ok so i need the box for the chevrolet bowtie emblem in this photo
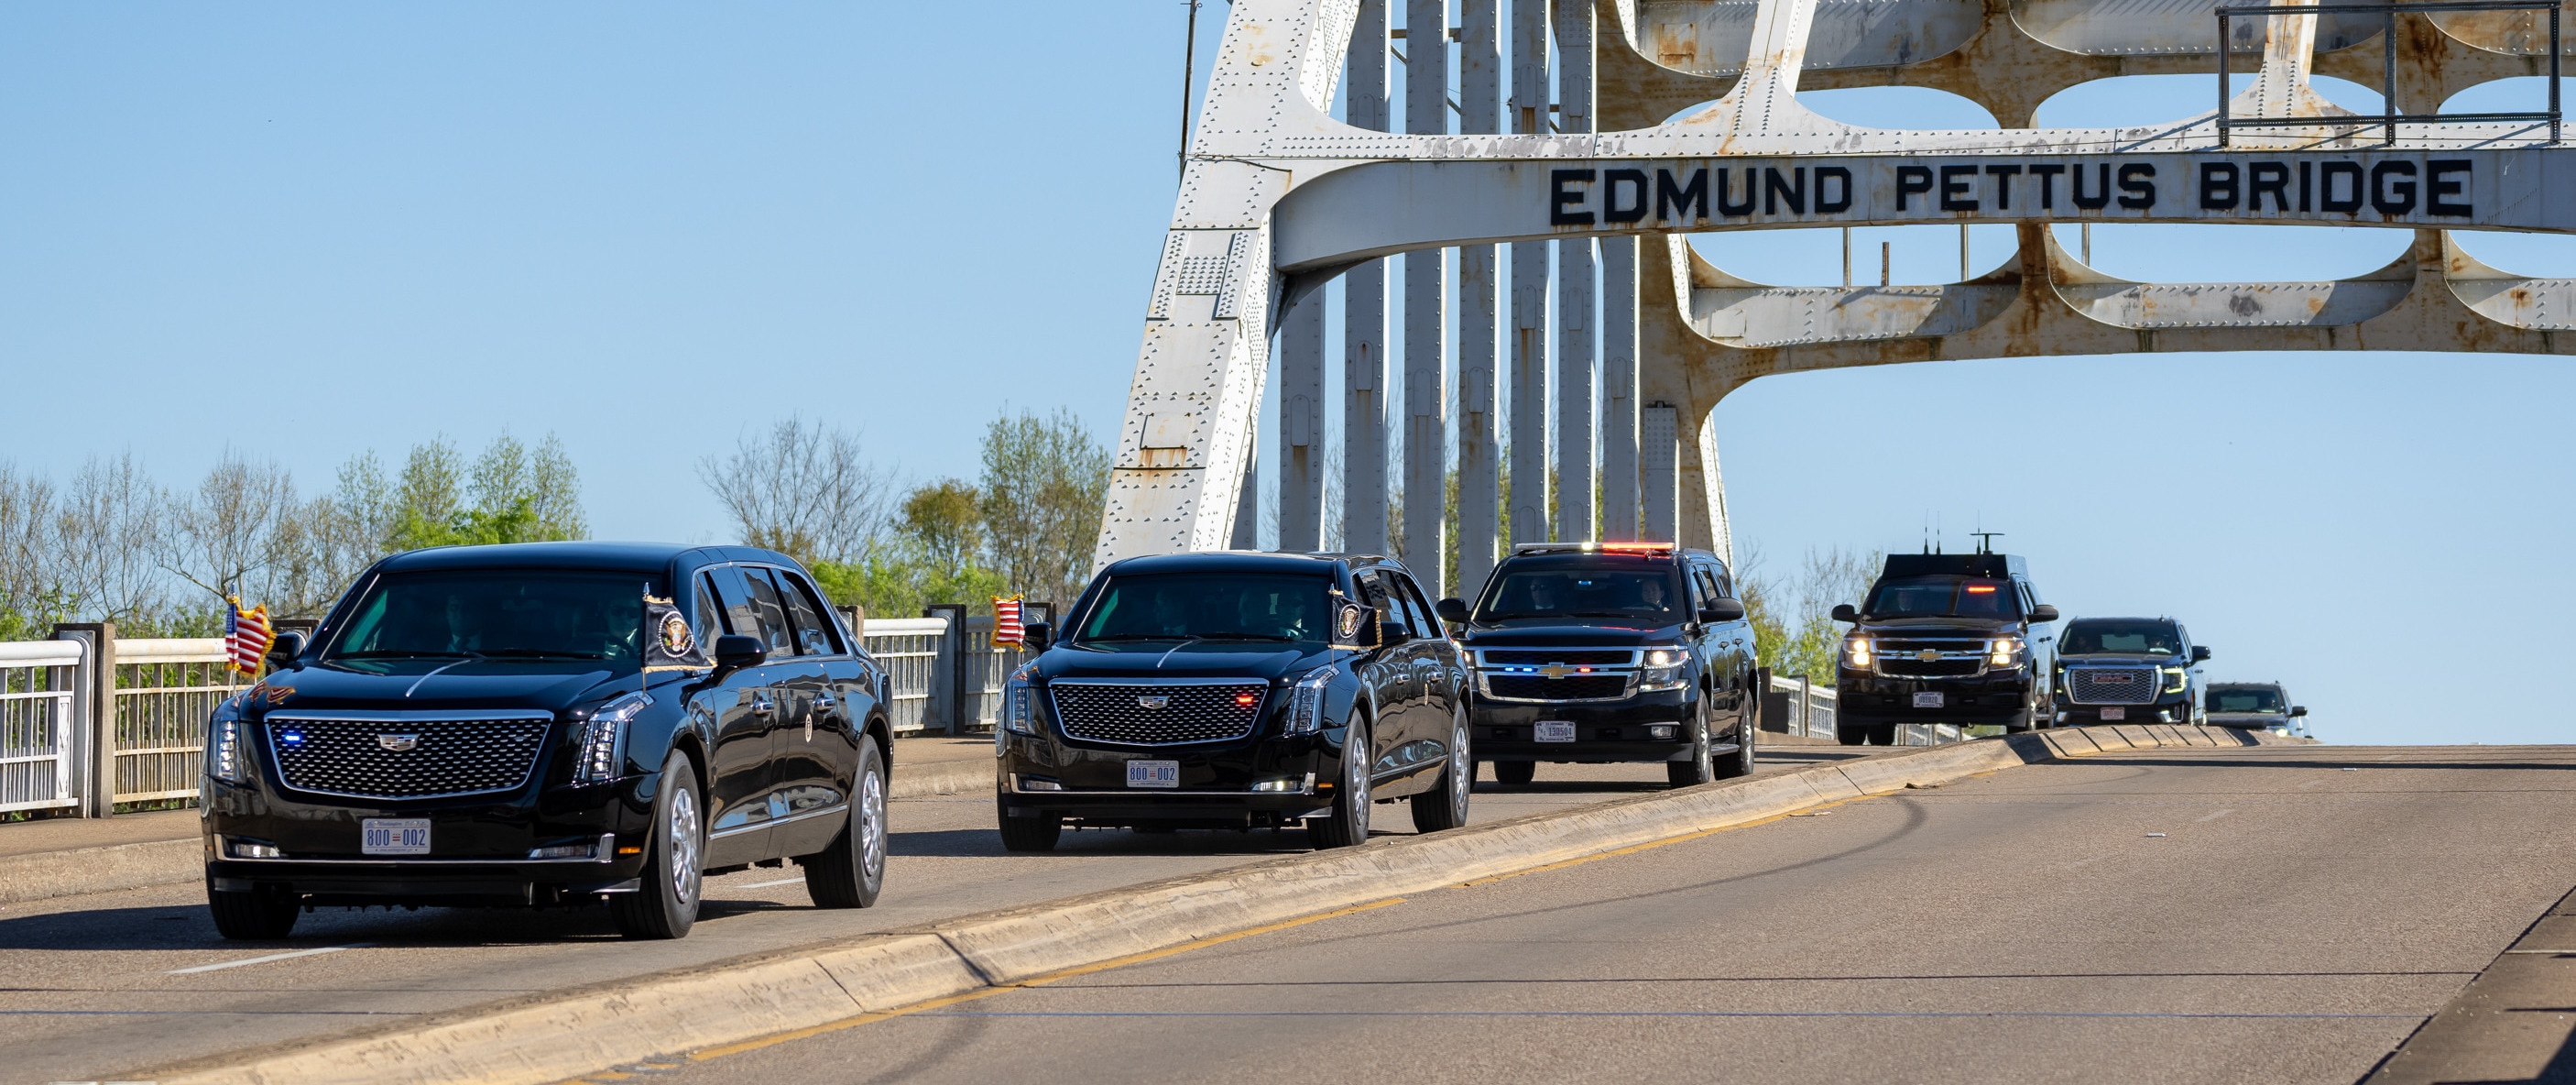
[377,734,420,752]
[1539,663,1577,679]
[1917,649,1941,663]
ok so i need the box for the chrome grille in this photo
[2068,667,2159,705]
[1872,638,1991,679]
[1880,659,1984,678]
[1478,649,1636,667]
[1050,682,1267,746]
[266,715,551,800]
[1483,674,1634,701]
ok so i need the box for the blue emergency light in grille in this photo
[266,715,551,800]
[1049,682,1268,746]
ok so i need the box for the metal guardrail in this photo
[0,641,83,815]
[1763,674,1975,745]
[860,618,948,735]
[112,638,242,805]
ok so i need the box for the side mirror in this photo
[1698,598,1746,623]
[265,631,305,668]
[714,634,767,672]
[2191,645,2212,662]
[2029,604,2059,623]
[1435,597,1470,625]
[2289,706,2308,718]
[1022,621,1052,652]
[1830,604,1859,623]
[1376,620,1412,647]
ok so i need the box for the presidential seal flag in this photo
[990,597,1025,648]
[224,597,272,675]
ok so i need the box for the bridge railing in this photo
[0,641,84,816]
[1763,674,1972,745]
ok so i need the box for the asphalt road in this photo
[0,745,1870,1084]
[619,744,2576,1085]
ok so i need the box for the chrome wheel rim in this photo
[1447,708,1470,818]
[859,762,887,875]
[1697,700,1713,777]
[1347,725,1370,838]
[668,785,701,904]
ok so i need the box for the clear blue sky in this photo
[2,5,2566,745]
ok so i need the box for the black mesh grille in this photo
[1480,649,1633,666]
[267,717,551,799]
[2068,668,2159,705]
[1487,674,1632,701]
[1050,684,1267,746]
[1880,659,1983,678]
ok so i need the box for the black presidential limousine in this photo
[200,542,893,940]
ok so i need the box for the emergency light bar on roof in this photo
[1509,542,1677,556]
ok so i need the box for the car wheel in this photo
[1411,704,1472,832]
[1492,760,1536,785]
[1715,692,1756,780]
[997,795,1063,852]
[1668,696,1716,787]
[1309,716,1373,849]
[802,740,886,909]
[1837,718,1871,746]
[613,752,705,940]
[207,882,300,940]
[1868,723,1900,745]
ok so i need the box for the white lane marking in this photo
[2197,808,2235,823]
[168,944,364,975]
[738,876,805,889]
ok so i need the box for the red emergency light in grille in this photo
[1235,693,1259,707]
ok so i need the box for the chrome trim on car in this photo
[214,832,617,864]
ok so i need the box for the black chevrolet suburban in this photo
[202,542,893,941]
[1435,542,1759,788]
[2053,616,2211,726]
[995,551,1468,850]
[1831,552,2059,744]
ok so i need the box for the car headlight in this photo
[1284,664,1336,734]
[1639,644,1688,691]
[1002,663,1041,737]
[2162,666,2188,694]
[207,696,250,785]
[1844,636,1872,670]
[573,691,651,784]
[1989,638,2021,667]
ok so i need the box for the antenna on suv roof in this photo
[1970,531,2003,554]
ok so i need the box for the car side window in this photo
[774,569,844,656]
[1392,574,1440,639]
[692,574,726,650]
[704,564,762,645]
[1709,561,1736,599]
[738,567,798,655]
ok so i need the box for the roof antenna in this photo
[1970,531,2003,554]
[1921,513,1931,555]
[1934,512,1943,555]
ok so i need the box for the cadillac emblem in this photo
[1137,695,1171,710]
[660,612,695,656]
[377,733,420,752]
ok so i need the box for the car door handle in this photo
[814,691,837,713]
[750,695,777,718]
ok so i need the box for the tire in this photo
[1492,760,1536,786]
[1411,705,1472,833]
[613,752,706,940]
[997,796,1063,852]
[1868,723,1899,746]
[1715,691,1757,780]
[1308,716,1373,849]
[802,739,887,909]
[207,882,300,940]
[1837,718,1872,746]
[1668,696,1716,787]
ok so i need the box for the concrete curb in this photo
[0,760,998,907]
[143,726,2308,1085]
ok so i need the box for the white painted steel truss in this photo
[1096,0,2576,583]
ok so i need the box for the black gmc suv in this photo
[2053,616,2211,726]
[1434,543,1759,788]
[995,552,1468,850]
[202,542,894,941]
[1831,552,2059,744]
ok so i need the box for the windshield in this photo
[325,570,651,665]
[2210,688,2286,713]
[2062,620,2182,655]
[1476,559,1685,622]
[1074,573,1334,645]
[1863,577,2021,619]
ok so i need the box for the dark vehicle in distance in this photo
[1435,542,1759,788]
[995,552,1468,850]
[1832,553,2059,745]
[2205,681,2305,731]
[202,542,893,941]
[2053,617,2210,726]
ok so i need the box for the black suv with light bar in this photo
[994,551,1468,851]
[2052,616,2210,726]
[201,542,894,941]
[1831,551,2058,744]
[1434,542,1760,788]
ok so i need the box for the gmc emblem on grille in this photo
[1135,696,1170,709]
[2098,674,2134,684]
[377,733,420,752]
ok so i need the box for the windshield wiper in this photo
[1079,633,1185,642]
[477,649,610,660]
[1187,633,1299,641]
[333,650,475,660]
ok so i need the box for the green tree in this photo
[390,434,589,551]
[978,409,1109,606]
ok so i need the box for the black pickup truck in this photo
[1830,552,2059,744]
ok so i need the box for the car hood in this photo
[1853,619,2020,639]
[1035,643,1325,684]
[2207,711,2291,724]
[1455,620,1684,647]
[249,662,628,718]
[2060,653,2185,665]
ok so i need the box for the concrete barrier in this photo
[141,726,2307,1085]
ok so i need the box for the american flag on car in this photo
[990,597,1024,647]
[224,597,272,675]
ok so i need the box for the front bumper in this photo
[200,773,653,904]
[997,729,1341,827]
[1836,670,2035,724]
[2056,698,2193,725]
[1468,687,1697,762]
